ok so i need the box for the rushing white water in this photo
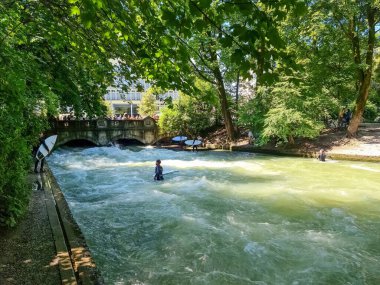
[48,147,380,285]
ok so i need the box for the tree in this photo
[238,0,379,144]
[345,1,379,136]
[139,87,158,117]
[156,0,307,141]
[261,81,324,144]
[79,0,306,141]
[0,0,115,226]
[158,79,219,137]
[238,77,325,145]
[316,0,380,137]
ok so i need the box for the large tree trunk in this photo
[213,68,236,141]
[347,7,376,137]
[347,72,372,136]
[235,69,240,107]
[208,46,236,141]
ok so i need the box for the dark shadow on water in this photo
[63,139,97,147]
[115,139,145,150]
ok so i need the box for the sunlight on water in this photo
[48,147,380,285]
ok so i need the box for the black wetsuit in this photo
[154,165,164,180]
[318,153,326,162]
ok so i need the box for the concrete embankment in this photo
[230,145,380,162]
[43,167,104,285]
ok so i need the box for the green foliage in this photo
[103,101,114,117]
[239,80,324,144]
[0,0,115,227]
[307,0,380,135]
[262,106,323,144]
[0,6,50,225]
[94,0,307,140]
[238,87,271,134]
[138,87,159,117]
[237,0,375,143]
[158,106,182,137]
[158,80,219,137]
[1,0,379,226]
[362,100,378,122]
[0,49,42,227]
[292,2,356,102]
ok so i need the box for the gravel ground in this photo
[0,174,60,285]
[328,127,380,156]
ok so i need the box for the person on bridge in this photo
[154,159,164,181]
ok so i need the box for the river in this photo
[47,146,380,285]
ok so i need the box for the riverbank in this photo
[211,124,380,162]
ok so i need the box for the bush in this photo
[262,105,323,144]
[158,80,220,137]
[362,100,378,122]
[158,93,218,137]
[0,120,33,227]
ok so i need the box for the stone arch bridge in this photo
[51,117,158,147]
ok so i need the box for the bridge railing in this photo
[53,118,156,131]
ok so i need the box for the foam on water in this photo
[47,147,380,285]
[244,241,267,257]
[350,164,380,172]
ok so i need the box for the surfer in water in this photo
[154,159,164,181]
[317,148,326,162]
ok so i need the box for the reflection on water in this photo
[48,147,380,285]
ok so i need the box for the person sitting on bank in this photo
[317,149,326,162]
[248,131,254,145]
[154,159,164,181]
[338,108,345,128]
[343,108,352,126]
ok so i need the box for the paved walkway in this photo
[0,170,102,285]
[0,174,61,285]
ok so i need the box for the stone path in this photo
[0,175,61,285]
[0,170,102,285]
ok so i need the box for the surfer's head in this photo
[156,159,161,165]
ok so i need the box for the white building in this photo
[104,79,179,116]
